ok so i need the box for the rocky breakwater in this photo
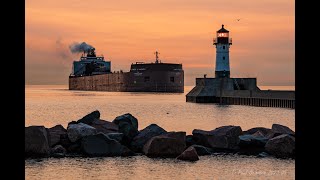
[25,110,295,161]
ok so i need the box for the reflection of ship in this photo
[69,49,184,92]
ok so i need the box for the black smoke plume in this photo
[69,42,95,54]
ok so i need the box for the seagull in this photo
[236,18,241,21]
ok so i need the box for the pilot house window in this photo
[170,77,175,82]
[144,76,150,82]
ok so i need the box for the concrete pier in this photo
[186,77,295,109]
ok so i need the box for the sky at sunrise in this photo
[26,0,294,86]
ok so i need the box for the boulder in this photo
[238,134,269,155]
[113,113,138,130]
[67,142,81,153]
[25,126,50,157]
[68,121,78,126]
[118,122,139,144]
[60,134,72,148]
[106,133,124,142]
[47,124,67,147]
[186,135,197,147]
[271,124,295,136]
[131,124,167,152]
[91,119,118,134]
[192,126,242,150]
[159,131,186,143]
[51,145,67,154]
[112,113,139,143]
[81,133,134,157]
[243,127,271,137]
[67,123,97,142]
[77,110,100,125]
[239,134,268,147]
[176,146,199,161]
[265,134,295,158]
[190,145,212,156]
[143,132,186,158]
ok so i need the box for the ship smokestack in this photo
[69,42,95,55]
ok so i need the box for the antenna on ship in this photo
[154,51,160,63]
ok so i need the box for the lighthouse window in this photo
[223,57,225,60]
[223,46,225,49]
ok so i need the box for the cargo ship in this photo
[69,48,184,92]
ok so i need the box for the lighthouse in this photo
[213,24,232,78]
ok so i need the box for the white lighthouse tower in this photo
[213,24,232,78]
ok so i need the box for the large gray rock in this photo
[113,113,138,130]
[67,123,97,142]
[81,133,134,157]
[243,127,271,137]
[271,124,295,136]
[239,134,268,147]
[77,110,100,125]
[47,124,67,147]
[91,119,119,134]
[113,113,139,143]
[143,131,186,158]
[176,146,199,161]
[265,134,295,158]
[25,126,50,157]
[186,135,197,147]
[192,126,242,150]
[106,133,124,142]
[160,131,186,143]
[190,145,213,156]
[131,124,167,152]
[238,134,269,155]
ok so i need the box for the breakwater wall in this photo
[25,111,295,161]
[186,78,295,109]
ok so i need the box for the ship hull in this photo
[69,70,184,93]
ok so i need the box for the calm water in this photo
[25,85,295,180]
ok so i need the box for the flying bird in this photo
[236,18,241,21]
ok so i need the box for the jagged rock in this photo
[81,133,134,157]
[68,121,78,126]
[190,145,212,156]
[113,113,138,130]
[176,146,199,161]
[51,145,67,154]
[192,126,242,150]
[25,126,50,157]
[143,132,186,158]
[265,134,295,158]
[186,135,197,147]
[47,124,67,147]
[239,134,268,147]
[67,142,81,153]
[238,134,269,155]
[131,124,167,152]
[91,119,119,134]
[243,127,271,137]
[271,124,295,136]
[60,134,72,149]
[160,131,186,144]
[77,110,100,125]
[67,123,97,142]
[106,133,124,142]
[112,113,139,144]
